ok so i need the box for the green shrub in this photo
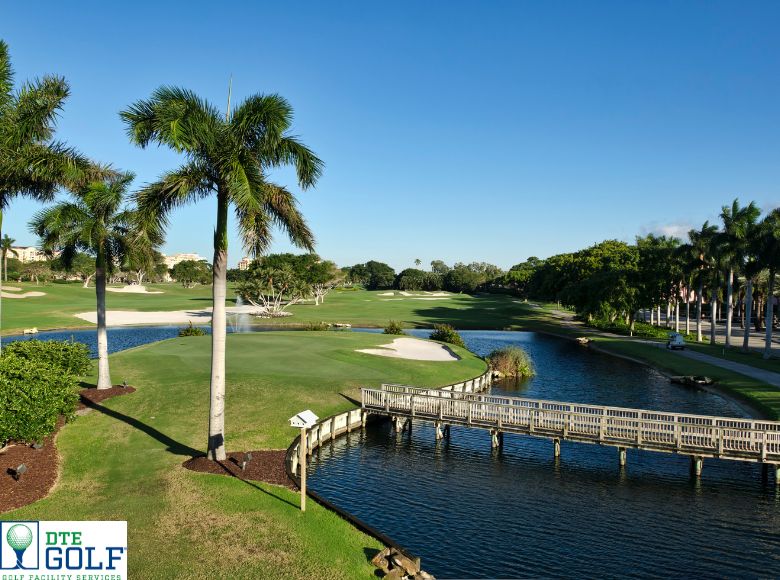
[429,324,465,348]
[383,320,405,335]
[179,322,207,337]
[486,346,534,378]
[0,354,80,446]
[4,339,91,376]
[303,321,330,331]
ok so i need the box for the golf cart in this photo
[666,332,685,350]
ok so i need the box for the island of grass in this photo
[3,331,486,579]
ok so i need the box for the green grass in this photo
[1,283,537,335]
[2,281,216,335]
[3,331,486,578]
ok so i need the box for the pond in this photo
[307,331,780,579]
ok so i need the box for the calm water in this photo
[308,331,780,579]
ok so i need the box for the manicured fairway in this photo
[2,281,215,334]
[3,331,486,579]
[1,282,535,334]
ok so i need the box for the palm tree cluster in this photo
[0,41,321,460]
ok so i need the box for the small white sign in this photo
[0,520,127,576]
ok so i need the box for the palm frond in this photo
[262,182,315,251]
[120,85,222,153]
[0,40,13,111]
[8,75,69,146]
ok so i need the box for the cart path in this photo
[549,309,780,388]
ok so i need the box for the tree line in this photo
[500,200,780,359]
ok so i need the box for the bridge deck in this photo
[362,385,780,464]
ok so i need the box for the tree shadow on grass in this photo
[211,460,299,509]
[79,397,202,457]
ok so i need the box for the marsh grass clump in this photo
[486,346,534,378]
[429,324,465,348]
[383,320,405,335]
[304,321,330,331]
[179,322,206,337]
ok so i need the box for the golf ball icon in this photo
[6,524,32,569]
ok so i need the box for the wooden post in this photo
[691,456,703,477]
[299,427,307,512]
[618,447,627,467]
[435,422,443,441]
[554,438,561,458]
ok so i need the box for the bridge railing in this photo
[362,388,780,461]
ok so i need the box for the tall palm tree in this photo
[122,87,322,460]
[756,210,780,359]
[688,222,719,343]
[720,199,761,348]
[0,40,101,350]
[30,172,140,389]
[1,234,17,281]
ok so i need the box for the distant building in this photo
[237,257,251,271]
[162,253,207,269]
[10,246,50,263]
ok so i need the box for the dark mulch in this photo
[183,450,294,489]
[0,419,62,513]
[0,385,135,513]
[78,385,136,409]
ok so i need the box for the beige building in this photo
[162,252,207,269]
[10,246,50,263]
[237,257,251,271]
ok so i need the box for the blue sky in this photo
[3,1,780,270]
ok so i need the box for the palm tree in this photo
[1,234,17,281]
[720,199,761,348]
[756,209,780,359]
[122,87,322,460]
[688,222,719,343]
[30,172,140,389]
[0,40,101,351]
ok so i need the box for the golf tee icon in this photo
[6,524,32,569]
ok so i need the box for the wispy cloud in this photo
[638,221,695,241]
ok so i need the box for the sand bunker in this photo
[1,291,46,298]
[74,304,261,327]
[106,285,164,294]
[377,292,395,296]
[2,286,21,291]
[357,337,459,361]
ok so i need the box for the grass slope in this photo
[3,332,486,578]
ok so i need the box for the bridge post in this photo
[553,438,561,458]
[691,456,703,477]
[618,447,627,467]
[491,429,501,449]
[435,421,443,441]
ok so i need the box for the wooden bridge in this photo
[361,384,780,478]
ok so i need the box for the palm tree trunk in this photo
[657,305,661,327]
[743,278,753,352]
[685,293,691,334]
[696,276,703,342]
[675,300,680,332]
[725,269,734,347]
[765,272,776,360]
[666,302,671,328]
[710,287,717,345]
[207,190,229,461]
[95,248,112,389]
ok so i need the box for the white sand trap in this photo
[380,298,404,301]
[410,297,449,300]
[74,304,262,327]
[2,286,21,291]
[106,285,164,294]
[377,292,395,296]
[1,291,46,298]
[357,337,460,362]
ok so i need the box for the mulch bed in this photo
[0,385,135,513]
[78,385,136,409]
[183,450,295,489]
